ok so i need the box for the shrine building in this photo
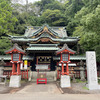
[0,24,86,81]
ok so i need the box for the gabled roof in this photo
[56,43,76,54]
[9,24,79,44]
[24,24,67,38]
[5,43,25,54]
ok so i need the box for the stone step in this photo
[28,71,57,82]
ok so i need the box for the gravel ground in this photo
[0,81,100,94]
[0,81,30,94]
[61,82,100,94]
[0,83,10,94]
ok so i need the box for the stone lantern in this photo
[56,44,75,88]
[79,60,86,81]
[56,44,75,75]
[0,58,6,82]
[0,58,5,75]
[5,43,25,87]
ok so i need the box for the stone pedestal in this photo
[86,51,100,90]
[60,75,71,88]
[9,75,21,87]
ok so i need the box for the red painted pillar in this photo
[27,70,28,79]
[12,63,15,75]
[17,63,20,75]
[66,63,69,75]
[19,63,21,75]
[24,70,26,79]
[62,63,64,75]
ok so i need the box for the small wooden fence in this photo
[3,70,100,80]
[57,70,100,79]
[3,70,29,79]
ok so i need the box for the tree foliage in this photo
[0,0,17,54]
[0,0,17,36]
[41,9,66,26]
[73,1,100,61]
[0,0,100,61]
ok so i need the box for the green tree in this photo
[64,0,84,35]
[0,0,17,36]
[73,4,100,61]
[65,0,84,19]
[0,37,11,55]
[35,0,65,15]
[41,9,66,26]
[0,0,17,54]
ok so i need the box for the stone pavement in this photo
[16,82,60,94]
[0,82,100,100]
[0,93,100,100]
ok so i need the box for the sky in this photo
[29,0,40,3]
[28,0,40,3]
[12,0,41,4]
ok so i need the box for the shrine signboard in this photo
[36,64,49,70]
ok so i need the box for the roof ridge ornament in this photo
[64,43,68,48]
[14,43,18,48]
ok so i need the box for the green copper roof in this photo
[0,55,34,60]
[0,55,86,61]
[70,56,86,60]
[11,37,78,43]
[25,24,59,37]
[9,24,79,44]
[53,56,86,60]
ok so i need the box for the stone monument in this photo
[86,51,100,90]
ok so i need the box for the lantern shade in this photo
[13,53,19,61]
[62,54,69,61]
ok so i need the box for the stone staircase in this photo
[28,71,57,82]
